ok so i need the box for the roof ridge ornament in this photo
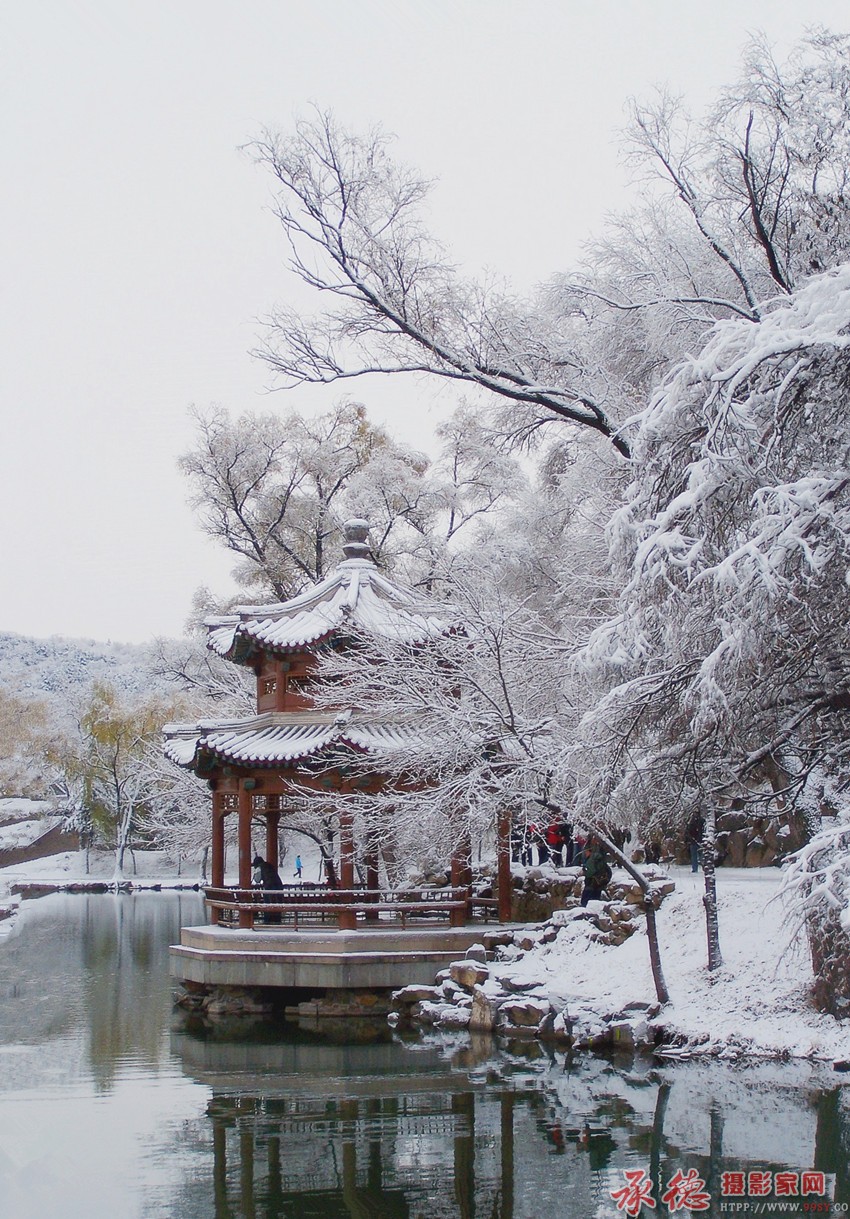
[341,518,372,562]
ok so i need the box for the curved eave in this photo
[204,560,447,665]
[163,716,429,773]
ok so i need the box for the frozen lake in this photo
[0,892,847,1218]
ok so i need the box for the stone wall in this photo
[0,822,80,869]
[660,809,809,869]
[503,866,674,923]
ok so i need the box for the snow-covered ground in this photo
[0,848,197,885]
[499,864,850,1062]
[0,841,326,898]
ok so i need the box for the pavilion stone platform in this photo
[170,923,510,998]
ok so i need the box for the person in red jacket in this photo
[545,821,564,867]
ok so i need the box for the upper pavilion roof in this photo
[206,520,446,663]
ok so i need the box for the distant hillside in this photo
[0,631,171,703]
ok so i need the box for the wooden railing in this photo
[204,885,499,930]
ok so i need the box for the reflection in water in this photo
[170,1020,850,1219]
[0,894,847,1219]
[80,893,203,1090]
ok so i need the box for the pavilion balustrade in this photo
[204,884,499,930]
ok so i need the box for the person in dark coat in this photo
[252,853,284,923]
[252,854,284,889]
[686,814,704,873]
[580,836,612,906]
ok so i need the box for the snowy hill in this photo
[0,631,170,703]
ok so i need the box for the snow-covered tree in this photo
[181,397,528,603]
[180,399,433,600]
[249,34,850,475]
[150,635,255,714]
[0,687,57,798]
[576,266,850,967]
[138,751,217,880]
[293,554,669,1001]
[248,111,631,457]
[782,808,850,1015]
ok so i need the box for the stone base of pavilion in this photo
[170,923,521,1018]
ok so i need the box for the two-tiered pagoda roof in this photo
[164,520,444,774]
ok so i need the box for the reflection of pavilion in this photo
[172,1030,850,1217]
[206,1091,490,1219]
[174,1032,519,1219]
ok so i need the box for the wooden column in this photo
[450,828,472,927]
[338,806,356,930]
[211,788,226,891]
[210,787,226,926]
[238,779,254,929]
[265,807,280,870]
[363,834,380,922]
[364,840,380,892]
[497,807,513,923]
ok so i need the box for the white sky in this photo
[3,0,849,644]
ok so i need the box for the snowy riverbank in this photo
[400,865,850,1065]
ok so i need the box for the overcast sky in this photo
[3,1,849,644]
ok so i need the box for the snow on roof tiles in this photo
[163,714,427,769]
[205,556,446,661]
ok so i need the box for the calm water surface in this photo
[0,892,847,1219]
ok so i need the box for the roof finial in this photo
[342,518,372,561]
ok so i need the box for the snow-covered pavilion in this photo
[165,520,508,935]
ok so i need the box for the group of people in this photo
[512,820,576,868]
[510,821,615,906]
[250,811,705,918]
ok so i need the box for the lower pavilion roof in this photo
[163,711,425,770]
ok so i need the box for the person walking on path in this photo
[293,854,303,879]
